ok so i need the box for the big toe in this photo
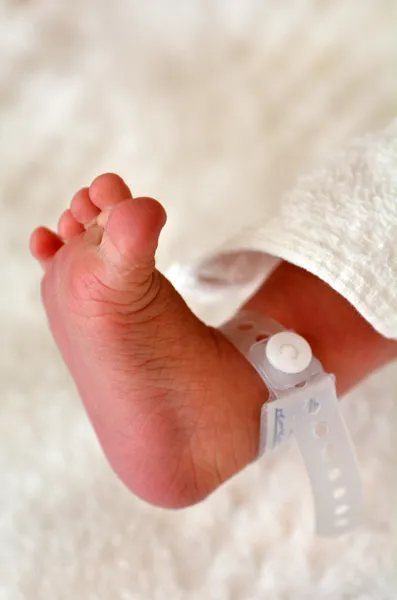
[89,173,132,212]
[100,196,167,288]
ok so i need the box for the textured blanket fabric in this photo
[1,1,396,599]
[170,121,397,340]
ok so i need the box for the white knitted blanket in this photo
[1,1,396,598]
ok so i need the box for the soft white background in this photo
[1,1,396,598]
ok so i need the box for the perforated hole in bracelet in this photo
[333,487,346,499]
[328,468,341,482]
[296,381,308,389]
[238,322,254,331]
[335,504,350,516]
[314,421,329,438]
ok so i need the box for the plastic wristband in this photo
[221,310,364,537]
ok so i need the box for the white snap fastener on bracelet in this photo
[221,309,364,537]
[266,331,313,374]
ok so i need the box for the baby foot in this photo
[30,174,265,507]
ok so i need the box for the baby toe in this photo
[71,187,100,225]
[30,227,64,266]
[58,209,85,240]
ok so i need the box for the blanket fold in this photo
[169,120,397,339]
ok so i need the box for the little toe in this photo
[58,209,85,240]
[89,173,132,212]
[71,187,100,226]
[30,227,64,268]
[100,197,167,286]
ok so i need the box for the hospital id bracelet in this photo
[221,310,364,537]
